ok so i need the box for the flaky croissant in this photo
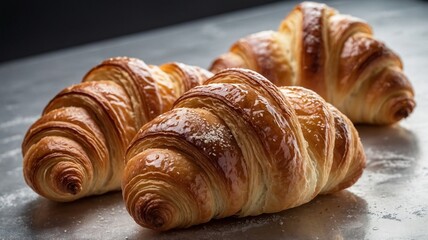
[22,57,212,202]
[123,68,366,231]
[210,1,415,125]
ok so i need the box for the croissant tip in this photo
[141,204,171,231]
[393,99,416,122]
[135,194,175,231]
[66,182,82,195]
[395,108,410,120]
[146,211,166,229]
[59,175,83,195]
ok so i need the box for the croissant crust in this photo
[22,57,212,201]
[210,1,415,124]
[123,68,366,231]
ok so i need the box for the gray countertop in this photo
[1,0,428,239]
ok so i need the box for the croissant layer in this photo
[22,57,212,201]
[210,2,415,124]
[123,68,365,231]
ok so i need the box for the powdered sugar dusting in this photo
[190,123,230,149]
[0,188,37,210]
[365,147,416,171]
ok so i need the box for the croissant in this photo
[123,68,366,231]
[210,1,415,125]
[22,57,212,202]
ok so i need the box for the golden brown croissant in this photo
[22,57,212,202]
[210,1,415,125]
[123,68,366,231]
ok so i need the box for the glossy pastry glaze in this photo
[123,68,366,231]
[22,57,212,202]
[210,1,415,124]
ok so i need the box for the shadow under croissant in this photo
[134,190,368,240]
[353,124,421,204]
[357,124,420,177]
[21,127,415,238]
[23,191,130,233]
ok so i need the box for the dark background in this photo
[0,0,281,63]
